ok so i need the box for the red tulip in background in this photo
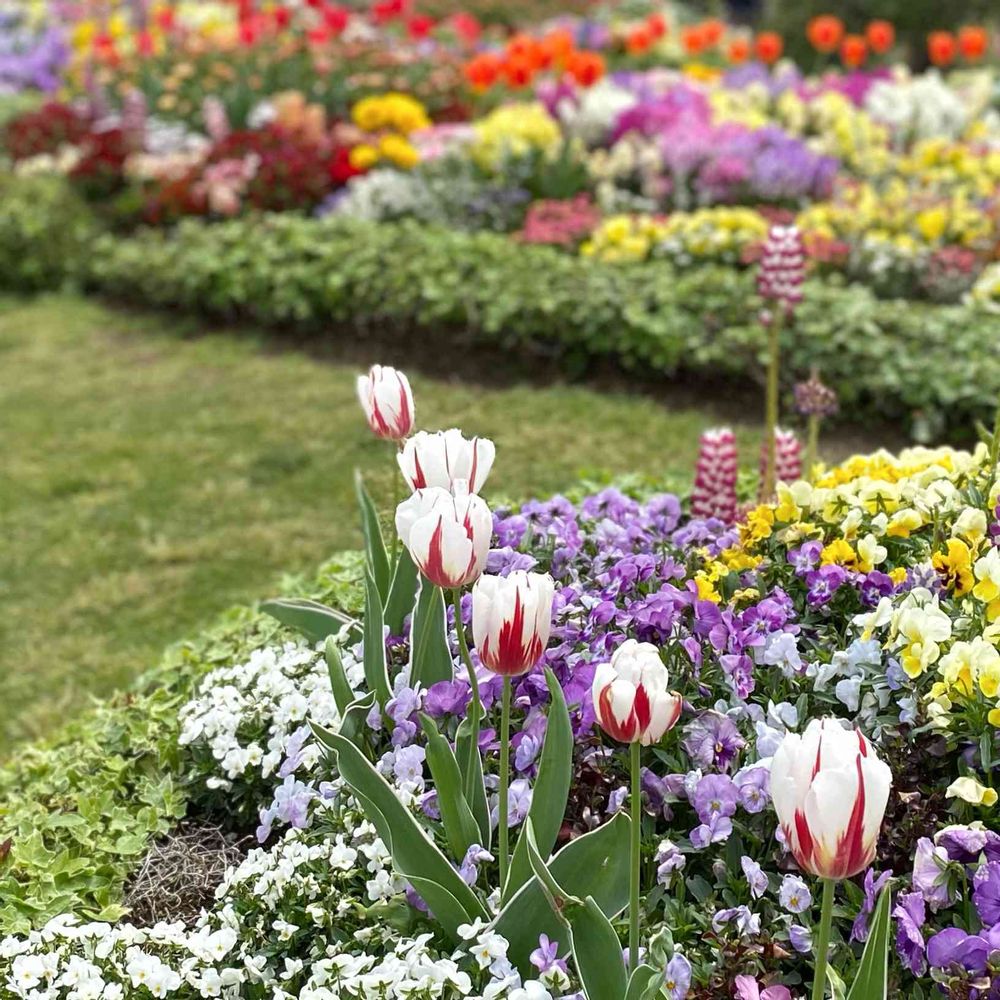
[928,30,957,66]
[958,26,989,61]
[755,32,783,65]
[866,19,894,54]
[840,34,867,68]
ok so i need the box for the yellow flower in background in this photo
[954,508,988,544]
[471,102,562,173]
[349,144,379,171]
[896,603,952,679]
[947,776,998,807]
[933,539,974,596]
[889,567,909,586]
[742,506,775,545]
[378,134,419,170]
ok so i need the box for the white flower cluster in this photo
[1,814,574,1000]
[556,81,637,147]
[178,641,350,790]
[329,169,438,222]
[864,72,971,144]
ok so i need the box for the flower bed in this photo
[4,7,1000,306]
[2,361,1000,997]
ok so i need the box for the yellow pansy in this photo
[954,507,988,544]
[932,539,974,596]
[946,777,998,807]
[889,567,908,586]
[974,548,1000,620]
[741,506,775,545]
[821,538,857,569]
[694,573,721,604]
[857,534,887,573]
[887,509,923,538]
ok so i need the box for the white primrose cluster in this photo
[178,641,358,790]
[2,792,574,1000]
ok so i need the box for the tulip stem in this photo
[499,676,511,894]
[451,588,481,794]
[811,878,836,1000]
[762,309,782,501]
[629,739,642,974]
[389,445,402,569]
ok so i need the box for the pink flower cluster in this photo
[757,224,806,314]
[759,428,802,485]
[692,427,739,523]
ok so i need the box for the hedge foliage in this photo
[0,175,99,292]
[1,175,997,438]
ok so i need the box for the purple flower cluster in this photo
[609,85,838,207]
[0,13,68,94]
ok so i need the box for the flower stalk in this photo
[452,588,482,799]
[498,676,512,892]
[629,739,642,973]
[762,309,782,499]
[811,878,836,1000]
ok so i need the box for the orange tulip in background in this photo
[840,34,867,68]
[701,19,725,47]
[727,37,751,64]
[754,31,783,65]
[565,50,605,87]
[626,25,655,55]
[807,14,844,53]
[646,14,668,40]
[865,20,894,54]
[680,23,708,55]
[927,30,957,66]
[958,26,989,61]
[463,51,502,89]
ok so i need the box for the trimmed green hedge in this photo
[86,214,998,439]
[0,175,99,292]
[1,175,996,438]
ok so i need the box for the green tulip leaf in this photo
[846,886,891,1000]
[504,668,572,902]
[455,713,491,849]
[260,597,359,643]
[409,581,454,688]
[419,714,481,861]
[522,819,628,1000]
[324,637,355,719]
[496,811,631,976]
[363,567,392,709]
[315,727,488,940]
[355,469,391,602]
[385,547,419,636]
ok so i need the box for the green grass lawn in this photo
[0,293,877,752]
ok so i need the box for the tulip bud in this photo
[395,482,492,589]
[398,428,496,494]
[472,571,555,677]
[356,364,414,441]
[770,718,892,880]
[592,640,683,746]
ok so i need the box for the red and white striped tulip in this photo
[592,640,683,746]
[395,482,492,589]
[770,718,892,880]
[356,364,415,442]
[472,571,555,677]
[398,429,496,494]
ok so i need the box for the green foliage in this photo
[0,549,364,934]
[0,175,97,292]
[73,212,998,439]
[0,178,987,437]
